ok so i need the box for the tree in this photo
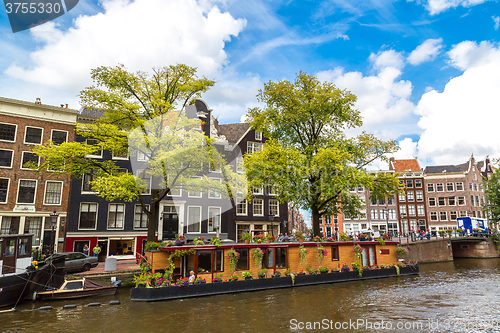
[484,163,500,229]
[245,72,402,236]
[35,64,245,241]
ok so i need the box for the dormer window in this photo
[255,131,262,141]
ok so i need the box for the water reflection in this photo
[1,259,499,332]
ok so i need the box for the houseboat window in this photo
[18,238,29,256]
[236,249,249,270]
[266,248,274,268]
[276,248,287,268]
[5,239,15,256]
[215,249,224,271]
[331,246,339,261]
[197,251,212,273]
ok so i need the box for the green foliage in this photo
[32,64,245,242]
[209,236,221,247]
[241,271,253,279]
[252,248,264,270]
[376,238,385,245]
[484,166,500,228]
[171,249,195,258]
[144,241,160,251]
[241,232,252,241]
[258,269,268,278]
[245,72,402,236]
[227,248,240,274]
[299,245,309,267]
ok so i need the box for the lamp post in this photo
[269,214,275,238]
[334,217,339,241]
[49,211,59,255]
[384,206,390,237]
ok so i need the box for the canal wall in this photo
[404,238,500,263]
[452,239,499,258]
[75,270,139,287]
[404,239,454,263]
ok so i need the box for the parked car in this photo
[46,252,99,273]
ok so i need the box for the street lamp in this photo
[49,211,59,255]
[269,214,275,238]
[384,206,390,237]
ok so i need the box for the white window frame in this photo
[188,177,202,198]
[0,148,14,169]
[255,131,262,141]
[399,205,407,216]
[448,197,456,206]
[208,206,221,233]
[253,198,264,216]
[112,150,129,160]
[269,199,279,217]
[439,211,447,221]
[21,151,40,170]
[417,204,425,216]
[236,199,248,216]
[252,187,264,195]
[427,183,434,192]
[416,191,423,202]
[0,122,17,143]
[407,191,414,202]
[408,205,416,217]
[24,125,43,145]
[81,170,98,194]
[428,197,436,206]
[187,206,202,233]
[78,202,98,230]
[167,175,181,197]
[415,179,422,188]
[0,177,10,204]
[134,204,149,229]
[208,178,222,199]
[50,129,68,145]
[136,169,151,195]
[107,203,125,230]
[450,211,457,221]
[398,193,406,202]
[85,138,103,158]
[247,142,263,154]
[235,156,245,173]
[430,212,438,221]
[456,182,464,191]
[438,197,446,206]
[16,179,37,204]
[268,185,277,196]
[458,196,466,206]
[43,180,63,205]
[446,182,454,192]
[436,183,444,192]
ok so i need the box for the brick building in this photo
[424,155,488,233]
[0,97,77,253]
[389,158,428,234]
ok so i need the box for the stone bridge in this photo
[403,237,499,263]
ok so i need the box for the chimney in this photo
[65,104,68,108]
[35,98,41,104]
[60,104,64,108]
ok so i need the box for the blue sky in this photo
[1,0,500,176]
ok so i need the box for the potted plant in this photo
[316,245,327,265]
[339,233,349,241]
[299,245,309,267]
[297,270,306,276]
[265,233,275,243]
[213,274,223,283]
[319,266,329,274]
[174,235,186,246]
[193,237,205,246]
[313,236,322,242]
[307,267,319,275]
[209,236,221,247]
[227,248,240,274]
[295,231,304,243]
[145,241,161,251]
[194,277,206,285]
[176,277,190,287]
[252,248,264,270]
[273,270,282,278]
[395,246,408,258]
[282,268,291,276]
[258,269,268,279]
[352,262,363,277]
[242,271,253,280]
[229,273,239,281]
[241,232,252,244]
[253,234,265,243]
[340,263,350,272]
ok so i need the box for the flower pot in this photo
[213,280,222,283]
[244,277,252,280]
[258,276,265,279]
[245,240,250,244]
[320,271,328,274]
[265,240,271,244]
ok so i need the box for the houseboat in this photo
[0,234,65,308]
[130,239,418,302]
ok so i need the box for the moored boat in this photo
[36,277,118,301]
[0,234,65,308]
[130,239,418,302]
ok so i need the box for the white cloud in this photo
[448,40,500,71]
[415,45,500,164]
[418,0,494,15]
[494,16,500,30]
[3,0,246,108]
[318,50,414,138]
[408,38,443,65]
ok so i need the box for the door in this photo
[2,239,16,274]
[97,240,107,262]
[42,230,52,256]
[162,213,179,240]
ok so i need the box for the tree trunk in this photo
[311,206,321,237]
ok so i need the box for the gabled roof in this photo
[424,165,462,174]
[217,123,250,143]
[390,159,421,172]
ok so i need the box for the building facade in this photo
[0,97,77,253]
[389,158,428,234]
[424,155,488,233]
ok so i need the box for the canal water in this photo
[1,259,499,332]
